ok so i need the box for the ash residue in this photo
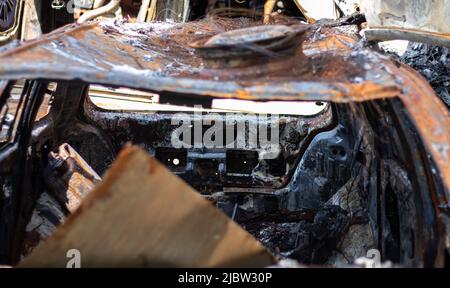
[400,43,450,108]
[244,205,350,265]
[249,222,301,253]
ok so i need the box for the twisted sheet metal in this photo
[0,19,448,198]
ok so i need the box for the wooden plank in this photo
[20,145,274,268]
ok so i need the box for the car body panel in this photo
[0,20,448,201]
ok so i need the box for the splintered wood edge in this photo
[19,145,275,268]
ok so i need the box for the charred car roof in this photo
[0,18,448,199]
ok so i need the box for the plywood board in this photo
[20,146,274,268]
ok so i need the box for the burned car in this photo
[0,13,449,268]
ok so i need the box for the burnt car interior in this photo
[0,76,446,267]
[0,0,449,268]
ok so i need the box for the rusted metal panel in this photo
[362,0,450,47]
[363,0,450,34]
[20,145,275,268]
[21,0,43,41]
[0,20,400,101]
[0,19,448,201]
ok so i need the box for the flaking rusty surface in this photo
[0,18,448,197]
[0,19,396,100]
